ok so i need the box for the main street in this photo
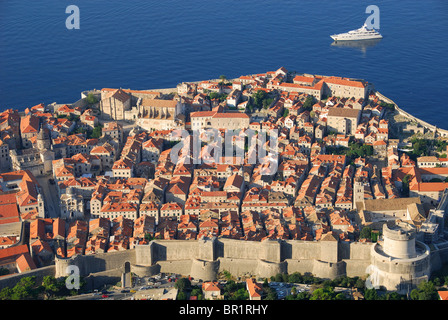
[36,174,61,219]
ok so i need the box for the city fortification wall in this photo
[0,265,55,291]
[375,91,448,137]
[4,235,442,291]
[55,250,135,278]
[52,238,378,283]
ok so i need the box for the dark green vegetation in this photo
[302,95,315,111]
[0,275,87,300]
[85,93,98,105]
[223,280,249,300]
[175,277,192,300]
[359,226,381,242]
[406,137,447,161]
[326,141,373,163]
[57,113,80,122]
[208,91,228,102]
[74,124,103,139]
[251,90,274,110]
[379,101,395,111]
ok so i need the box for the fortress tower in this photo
[368,220,431,293]
[382,220,417,259]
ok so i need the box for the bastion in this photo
[368,220,431,293]
[53,237,376,284]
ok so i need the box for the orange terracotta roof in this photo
[439,291,448,300]
[0,203,20,225]
[246,278,262,298]
[16,253,37,272]
[20,115,39,134]
[0,244,29,260]
[323,76,366,88]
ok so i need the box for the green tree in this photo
[263,278,269,288]
[359,226,372,240]
[443,275,448,286]
[303,95,315,111]
[385,292,405,300]
[90,125,103,139]
[219,75,227,84]
[264,286,278,300]
[262,98,273,109]
[310,287,336,300]
[410,289,419,301]
[354,278,365,290]
[86,93,98,105]
[177,291,187,300]
[174,277,191,292]
[222,270,232,281]
[190,288,202,298]
[410,281,438,300]
[11,276,37,300]
[364,288,379,300]
[41,276,61,299]
[251,90,274,110]
[335,293,347,300]
[144,233,155,242]
[288,272,303,283]
[296,291,311,300]
[0,287,13,300]
[274,273,284,283]
[402,174,412,197]
[232,288,249,300]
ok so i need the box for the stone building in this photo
[137,99,184,131]
[60,187,85,220]
[322,77,368,100]
[99,89,131,121]
[327,107,360,135]
[20,114,40,149]
[190,111,250,131]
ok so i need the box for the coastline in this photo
[375,91,448,138]
[76,81,448,138]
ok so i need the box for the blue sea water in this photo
[0,0,447,128]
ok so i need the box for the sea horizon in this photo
[1,0,447,128]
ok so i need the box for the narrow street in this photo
[36,174,61,219]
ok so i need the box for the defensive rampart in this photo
[1,236,447,291]
[375,91,448,136]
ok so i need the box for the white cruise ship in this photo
[330,23,383,41]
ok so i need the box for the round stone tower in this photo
[382,220,417,259]
[369,220,431,293]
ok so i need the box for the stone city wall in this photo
[49,236,448,289]
[0,265,55,291]
[51,238,378,283]
[375,91,448,137]
[55,250,135,278]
